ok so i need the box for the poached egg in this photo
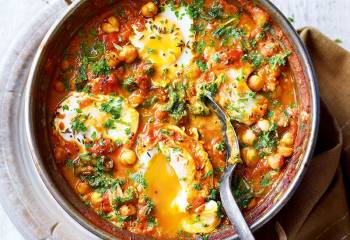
[53,92,139,152]
[135,124,220,235]
[130,4,195,87]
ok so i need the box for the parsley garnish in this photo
[186,0,204,19]
[163,83,187,121]
[194,40,206,54]
[196,59,208,72]
[91,59,110,76]
[100,98,122,119]
[215,141,225,151]
[122,76,137,92]
[192,183,202,190]
[269,51,291,68]
[71,115,88,133]
[131,172,148,188]
[103,119,115,129]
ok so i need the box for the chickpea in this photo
[105,50,122,68]
[54,146,67,163]
[119,45,138,64]
[261,42,278,58]
[185,63,201,79]
[76,180,90,195]
[128,91,144,107]
[241,147,259,167]
[280,131,294,147]
[257,119,270,132]
[241,129,257,146]
[61,60,70,71]
[119,204,137,217]
[119,147,138,166]
[253,11,269,27]
[267,153,285,170]
[247,75,264,92]
[155,109,168,121]
[102,16,120,33]
[141,2,158,18]
[277,145,294,157]
[189,128,200,141]
[90,192,103,206]
[54,81,65,92]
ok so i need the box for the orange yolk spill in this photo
[144,153,186,237]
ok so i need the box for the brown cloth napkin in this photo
[255,28,350,240]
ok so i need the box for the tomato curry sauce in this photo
[47,0,298,239]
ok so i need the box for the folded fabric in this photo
[255,28,350,240]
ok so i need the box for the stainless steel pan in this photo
[25,0,319,239]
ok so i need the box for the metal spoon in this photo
[205,96,255,240]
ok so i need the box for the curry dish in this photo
[48,0,298,238]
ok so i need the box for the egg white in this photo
[216,66,268,125]
[53,92,139,152]
[136,124,220,233]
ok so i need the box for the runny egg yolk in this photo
[144,152,186,236]
[130,6,194,87]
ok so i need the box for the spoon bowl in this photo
[205,96,255,240]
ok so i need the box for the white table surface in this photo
[0,0,349,239]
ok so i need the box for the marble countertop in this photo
[0,0,349,239]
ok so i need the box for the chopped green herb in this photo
[131,172,148,188]
[192,183,202,190]
[103,119,115,129]
[91,131,97,139]
[91,59,110,76]
[334,38,343,44]
[66,159,74,168]
[203,170,214,178]
[215,141,225,151]
[206,188,218,201]
[206,3,225,20]
[141,96,157,108]
[100,98,122,119]
[241,52,264,68]
[212,53,221,63]
[115,139,123,147]
[186,0,204,19]
[163,83,187,121]
[71,115,88,133]
[196,59,208,72]
[287,16,295,23]
[190,23,205,35]
[113,43,123,51]
[260,172,272,187]
[269,51,291,68]
[78,56,89,82]
[160,129,172,136]
[194,40,206,54]
[122,76,137,92]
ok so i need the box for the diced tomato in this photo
[227,49,244,62]
[103,32,120,51]
[90,74,119,95]
[101,193,112,213]
[190,197,205,210]
[91,138,115,155]
[155,110,168,122]
[135,76,151,95]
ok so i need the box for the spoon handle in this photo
[220,165,255,240]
